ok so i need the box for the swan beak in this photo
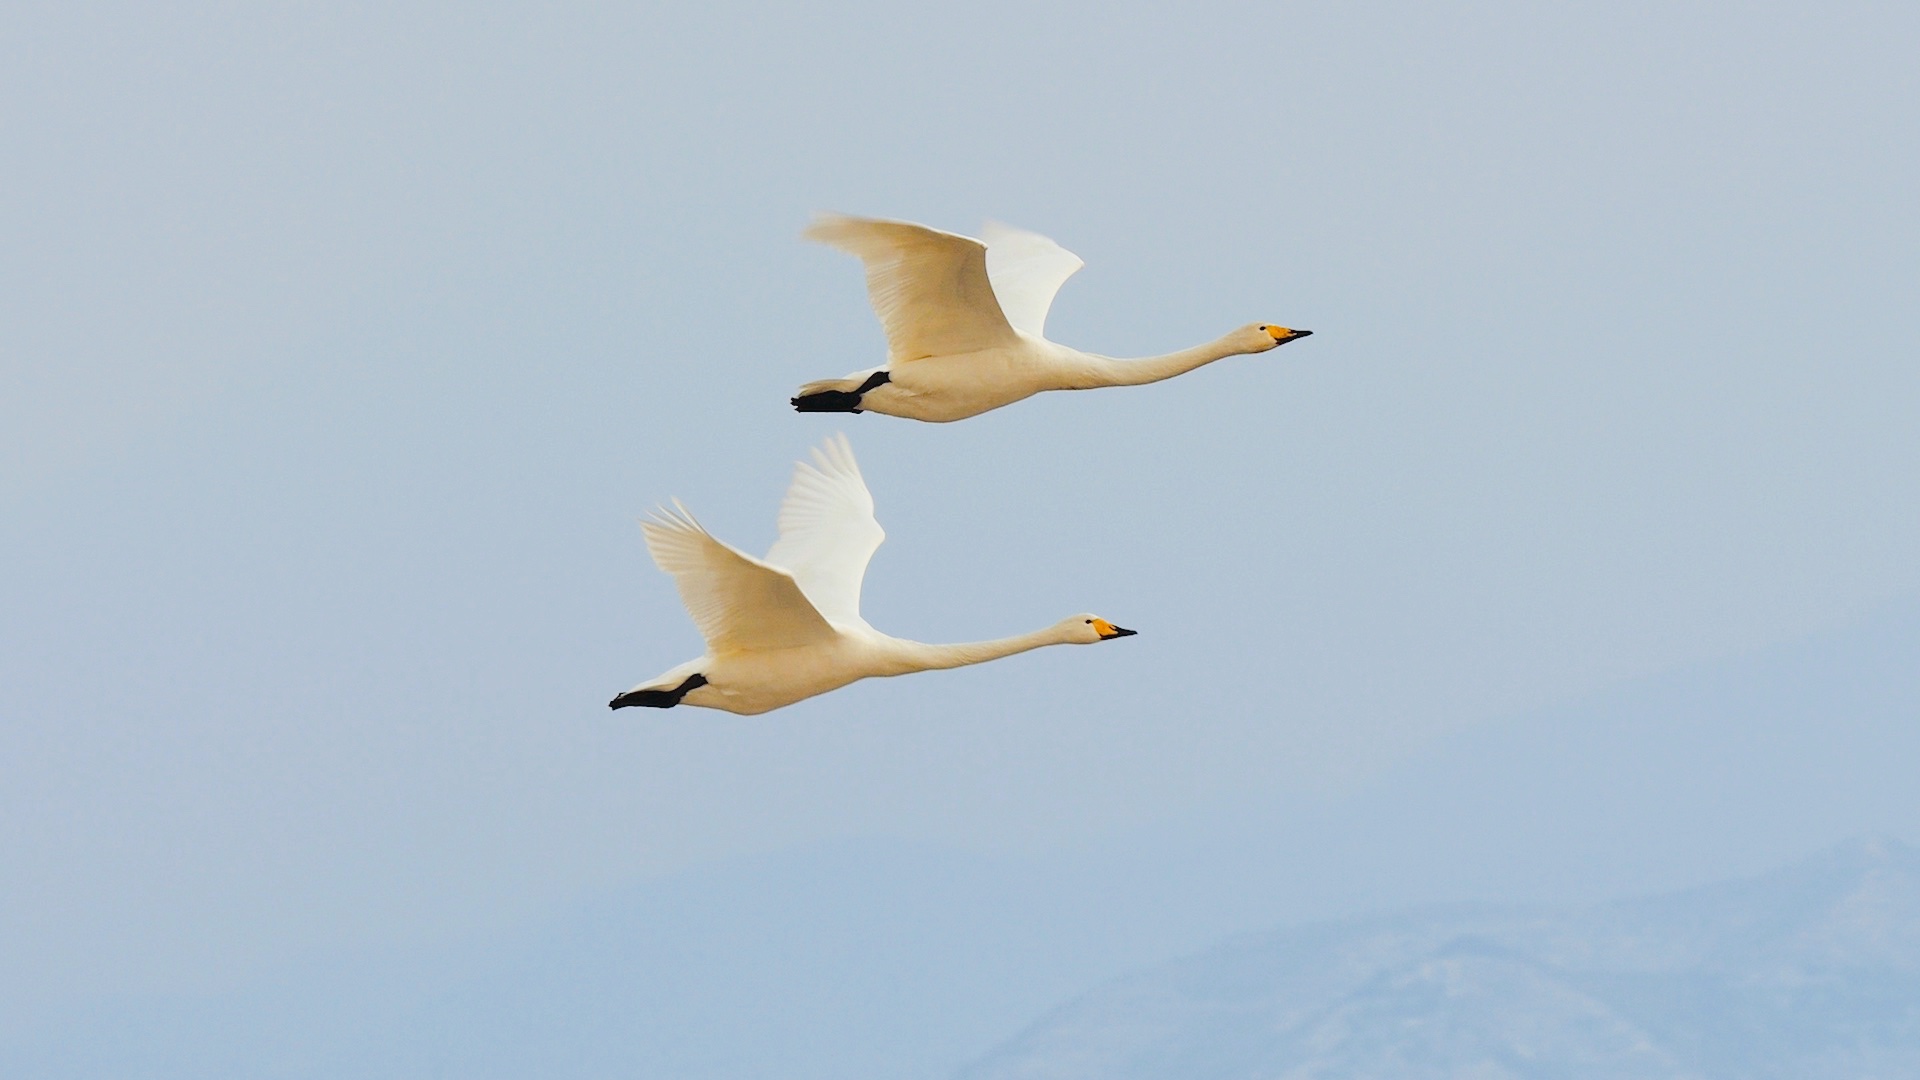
[1093,619,1137,640]
[1269,327,1312,343]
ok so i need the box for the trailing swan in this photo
[793,214,1311,422]
[611,435,1137,715]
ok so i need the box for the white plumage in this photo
[793,213,1312,423]
[762,435,883,631]
[613,435,1136,716]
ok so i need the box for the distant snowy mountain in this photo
[958,837,1920,1080]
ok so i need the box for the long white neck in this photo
[1064,334,1252,389]
[885,623,1074,673]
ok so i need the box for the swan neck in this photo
[893,625,1069,671]
[1074,336,1244,388]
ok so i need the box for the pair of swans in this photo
[614,215,1309,714]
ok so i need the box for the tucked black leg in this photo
[792,390,864,413]
[791,371,889,413]
[610,673,708,710]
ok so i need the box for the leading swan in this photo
[793,214,1312,422]
[611,435,1137,715]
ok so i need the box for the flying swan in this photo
[792,213,1312,422]
[610,434,1137,715]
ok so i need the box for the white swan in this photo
[793,214,1312,422]
[611,434,1137,715]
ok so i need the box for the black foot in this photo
[610,673,708,710]
[791,371,889,414]
[792,390,864,413]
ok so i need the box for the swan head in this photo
[1242,323,1313,353]
[1064,614,1138,644]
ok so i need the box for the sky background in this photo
[4,0,1918,1047]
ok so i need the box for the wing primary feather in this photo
[764,433,886,629]
[979,220,1085,340]
[640,498,835,654]
[805,212,1019,362]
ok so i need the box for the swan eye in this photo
[1085,619,1093,624]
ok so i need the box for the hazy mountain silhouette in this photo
[959,837,1920,1080]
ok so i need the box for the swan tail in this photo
[791,370,890,413]
[610,672,707,710]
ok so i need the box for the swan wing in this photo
[980,220,1085,340]
[764,434,885,629]
[805,213,1021,362]
[642,503,837,654]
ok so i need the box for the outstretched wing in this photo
[981,220,1085,341]
[764,434,885,629]
[642,502,836,654]
[805,213,1021,362]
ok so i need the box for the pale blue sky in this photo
[3,0,1918,1032]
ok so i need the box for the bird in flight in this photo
[611,434,1137,715]
[793,213,1311,422]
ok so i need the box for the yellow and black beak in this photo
[1268,327,1313,343]
[1092,619,1137,640]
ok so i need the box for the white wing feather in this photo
[805,213,1020,362]
[764,434,885,629]
[642,502,836,654]
[981,220,1085,340]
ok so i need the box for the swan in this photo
[792,213,1312,422]
[610,434,1137,715]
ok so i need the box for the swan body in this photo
[794,214,1312,422]
[611,435,1136,715]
